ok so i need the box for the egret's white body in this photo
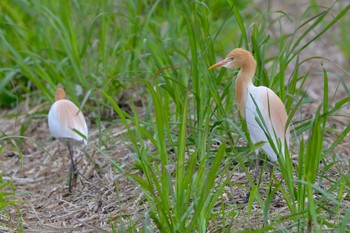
[48,99,88,145]
[209,48,289,162]
[48,88,88,192]
[245,84,289,161]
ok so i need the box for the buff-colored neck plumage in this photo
[234,50,256,118]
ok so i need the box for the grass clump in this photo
[103,1,350,231]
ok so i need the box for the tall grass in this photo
[104,1,350,231]
[103,2,231,231]
[1,0,349,232]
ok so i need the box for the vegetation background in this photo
[0,0,349,232]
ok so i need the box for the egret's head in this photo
[55,88,66,101]
[208,48,255,70]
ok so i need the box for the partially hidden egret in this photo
[209,48,290,178]
[48,87,88,192]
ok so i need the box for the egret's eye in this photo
[228,57,234,61]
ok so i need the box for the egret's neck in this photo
[235,61,256,118]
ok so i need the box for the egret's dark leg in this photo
[67,140,77,192]
[268,163,274,194]
[254,152,260,185]
[245,151,260,203]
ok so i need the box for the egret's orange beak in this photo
[208,59,229,70]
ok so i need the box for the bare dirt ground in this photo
[1,1,349,232]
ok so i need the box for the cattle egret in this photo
[48,87,88,192]
[209,48,290,177]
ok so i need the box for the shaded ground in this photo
[1,1,350,232]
